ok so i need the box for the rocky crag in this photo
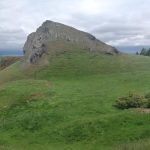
[23,20,119,65]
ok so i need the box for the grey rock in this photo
[23,20,119,65]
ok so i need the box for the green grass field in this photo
[0,51,150,149]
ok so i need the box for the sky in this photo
[0,0,150,51]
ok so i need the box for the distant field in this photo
[0,51,150,150]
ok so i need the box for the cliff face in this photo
[23,20,119,65]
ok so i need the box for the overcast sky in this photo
[0,0,150,50]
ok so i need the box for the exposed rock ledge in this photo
[23,20,119,65]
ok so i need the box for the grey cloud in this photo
[0,28,26,49]
[0,0,150,50]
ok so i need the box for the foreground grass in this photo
[0,51,150,149]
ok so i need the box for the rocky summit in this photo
[23,20,119,65]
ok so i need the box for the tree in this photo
[140,48,147,56]
[147,48,150,56]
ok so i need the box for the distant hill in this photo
[0,50,23,56]
[116,46,150,54]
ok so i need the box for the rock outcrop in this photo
[23,20,119,65]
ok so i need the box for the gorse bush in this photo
[115,93,149,109]
[145,92,150,108]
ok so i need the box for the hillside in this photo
[0,50,150,149]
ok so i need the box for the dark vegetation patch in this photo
[115,93,150,109]
[0,56,21,70]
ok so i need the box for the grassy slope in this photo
[0,51,150,149]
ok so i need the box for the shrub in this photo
[145,93,150,108]
[115,93,148,109]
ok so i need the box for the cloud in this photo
[0,0,150,50]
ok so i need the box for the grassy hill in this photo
[0,50,150,149]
